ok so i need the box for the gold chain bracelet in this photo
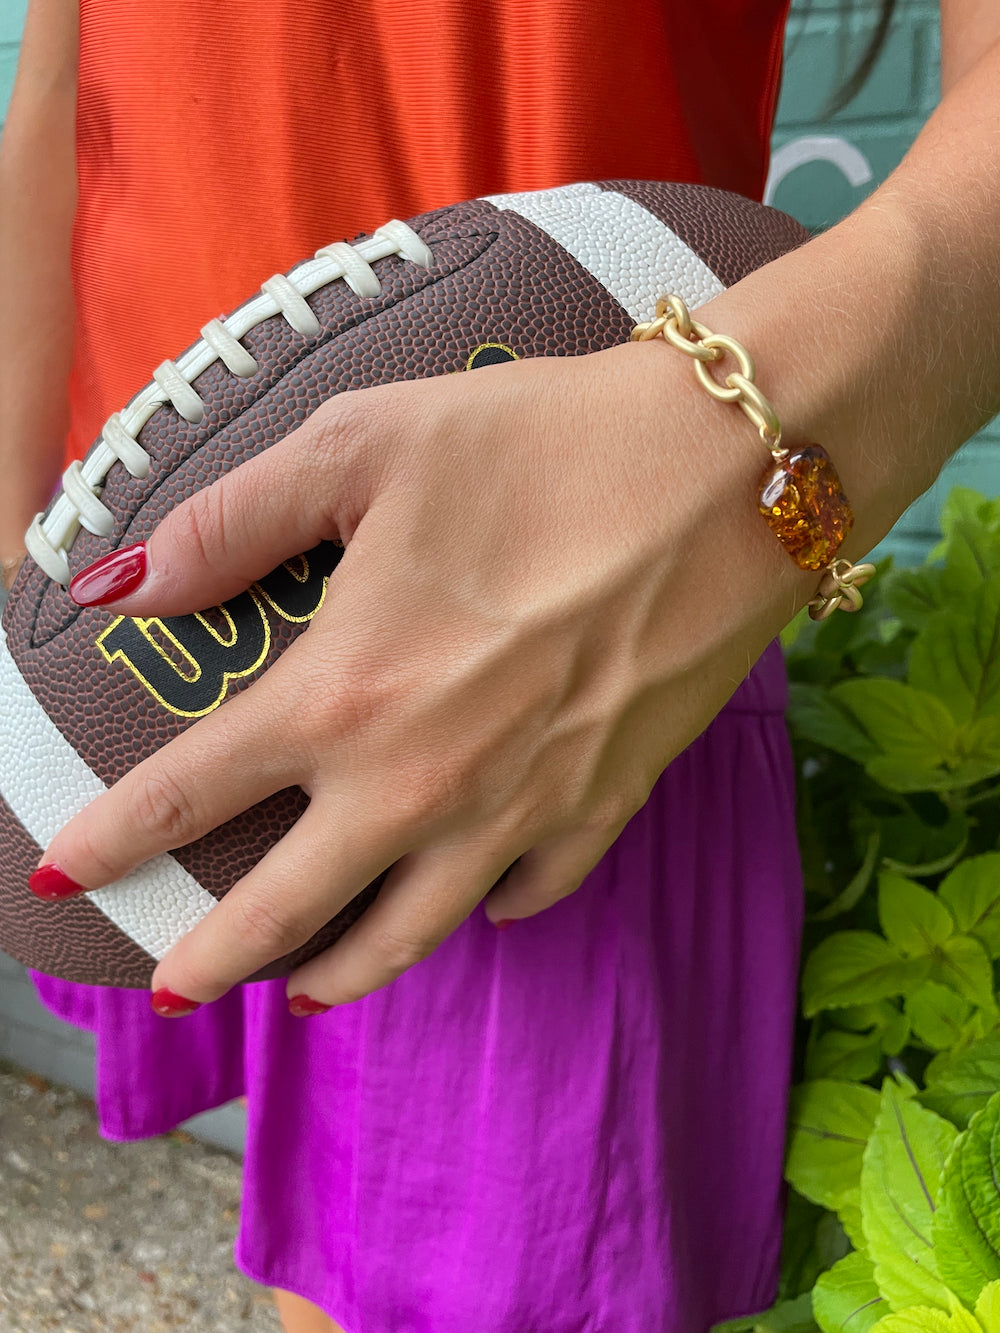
[631,294,876,620]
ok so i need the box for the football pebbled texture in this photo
[0,181,808,987]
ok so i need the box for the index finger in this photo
[31,670,303,899]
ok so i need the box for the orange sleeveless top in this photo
[69,0,790,461]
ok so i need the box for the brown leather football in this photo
[0,180,808,987]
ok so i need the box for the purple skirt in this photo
[30,639,802,1333]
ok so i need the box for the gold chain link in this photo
[632,297,785,455]
[632,293,877,621]
[806,558,878,620]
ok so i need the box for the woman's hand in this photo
[1,553,26,592]
[34,342,812,1011]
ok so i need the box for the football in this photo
[0,180,808,987]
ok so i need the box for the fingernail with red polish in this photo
[288,994,333,1017]
[69,542,148,607]
[494,919,515,932]
[28,863,86,901]
[150,988,202,1017]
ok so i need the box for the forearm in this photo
[0,0,79,569]
[698,35,1000,565]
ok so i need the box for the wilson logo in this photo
[96,542,340,717]
[465,342,518,370]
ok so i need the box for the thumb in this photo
[68,394,380,615]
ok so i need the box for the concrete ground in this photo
[0,1060,281,1333]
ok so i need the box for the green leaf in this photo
[933,1092,1000,1304]
[755,1295,821,1332]
[909,614,975,725]
[807,1031,884,1082]
[803,933,932,1016]
[853,636,910,679]
[778,1191,840,1303]
[866,724,1000,791]
[880,808,971,880]
[828,1003,910,1057]
[815,1212,857,1276]
[906,984,973,1052]
[861,1080,957,1310]
[790,682,880,765]
[839,1192,870,1254]
[882,568,951,632]
[949,1300,988,1333]
[938,856,1000,959]
[818,590,893,657]
[830,681,960,772]
[921,1034,1000,1129]
[961,1012,996,1044]
[931,936,997,1015]
[826,679,1000,792]
[812,1251,886,1333]
[974,1282,1000,1333]
[786,1081,881,1213]
[834,1003,905,1034]
[710,1297,822,1333]
[883,1011,913,1056]
[945,717,1000,790]
[879,873,956,958]
[909,579,1000,726]
[869,1304,980,1333]
[813,831,882,923]
[933,489,1000,564]
[941,519,1000,604]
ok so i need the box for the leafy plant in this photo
[712,490,1000,1333]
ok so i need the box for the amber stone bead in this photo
[757,444,854,572]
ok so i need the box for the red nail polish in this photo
[288,994,333,1017]
[28,863,86,901]
[69,542,147,607]
[494,919,515,932]
[150,988,202,1017]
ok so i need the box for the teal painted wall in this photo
[769,0,997,565]
[0,0,27,127]
[0,0,995,562]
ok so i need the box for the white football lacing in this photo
[26,219,435,585]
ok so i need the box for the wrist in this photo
[630,305,873,625]
[691,204,944,562]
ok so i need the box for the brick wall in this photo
[0,0,996,1134]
